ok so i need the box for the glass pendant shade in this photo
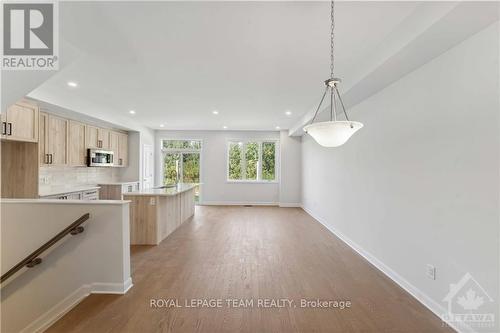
[303,121,363,147]
[304,1,364,148]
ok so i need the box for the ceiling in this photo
[25,1,421,131]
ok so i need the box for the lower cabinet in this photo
[99,182,140,200]
[41,189,99,200]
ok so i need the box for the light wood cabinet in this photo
[40,113,68,165]
[98,128,110,149]
[118,132,128,167]
[109,130,120,159]
[48,115,68,165]
[86,126,110,149]
[109,131,128,167]
[85,125,99,149]
[68,121,86,166]
[39,112,49,165]
[2,101,39,142]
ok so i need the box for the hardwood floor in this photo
[47,206,453,333]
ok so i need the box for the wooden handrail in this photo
[0,213,90,284]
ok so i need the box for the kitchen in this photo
[1,98,196,244]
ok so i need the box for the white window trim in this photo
[226,139,279,184]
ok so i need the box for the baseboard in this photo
[278,202,302,208]
[200,201,278,206]
[92,278,133,294]
[300,205,475,333]
[21,279,133,333]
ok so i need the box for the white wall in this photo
[155,130,281,205]
[279,131,301,206]
[1,200,132,333]
[301,21,499,332]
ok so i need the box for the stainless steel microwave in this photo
[87,149,114,167]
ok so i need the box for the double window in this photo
[227,140,278,182]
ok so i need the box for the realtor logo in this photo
[1,1,58,70]
[442,273,495,330]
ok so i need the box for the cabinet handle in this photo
[119,158,122,165]
[45,154,49,164]
[7,123,12,135]
[1,122,6,135]
[49,154,53,164]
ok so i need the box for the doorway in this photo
[161,140,202,203]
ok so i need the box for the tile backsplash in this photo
[39,166,120,188]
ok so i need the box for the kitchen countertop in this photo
[39,185,101,197]
[123,183,197,197]
[97,181,140,185]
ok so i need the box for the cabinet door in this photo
[68,121,86,166]
[118,132,128,167]
[48,116,68,165]
[0,112,6,139]
[109,131,120,164]
[39,112,49,165]
[5,102,39,142]
[85,125,99,149]
[98,128,110,149]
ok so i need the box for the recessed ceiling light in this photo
[129,110,136,115]
[275,126,281,130]
[285,111,292,116]
[223,126,228,129]
[159,124,165,128]
[212,110,219,115]
[67,81,78,87]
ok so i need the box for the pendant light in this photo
[303,0,363,147]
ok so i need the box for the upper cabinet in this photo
[118,132,128,167]
[85,125,99,149]
[109,130,128,167]
[98,128,110,150]
[2,101,39,142]
[4,99,129,168]
[40,113,68,165]
[86,126,110,149]
[68,121,86,166]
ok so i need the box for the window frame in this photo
[159,138,203,200]
[226,139,279,184]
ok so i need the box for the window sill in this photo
[226,180,278,184]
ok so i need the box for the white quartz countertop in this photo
[123,183,197,197]
[39,185,101,197]
[2,199,130,205]
[97,181,140,185]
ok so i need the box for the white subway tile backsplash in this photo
[39,166,119,188]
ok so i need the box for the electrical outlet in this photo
[149,198,156,206]
[426,264,436,280]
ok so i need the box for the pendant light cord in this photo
[330,0,335,79]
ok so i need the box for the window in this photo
[227,140,277,182]
[161,140,202,202]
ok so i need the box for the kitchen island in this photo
[123,183,196,245]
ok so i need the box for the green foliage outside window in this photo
[164,153,180,185]
[163,140,201,150]
[262,142,276,181]
[245,142,258,180]
[228,141,276,181]
[182,153,200,183]
[228,143,242,180]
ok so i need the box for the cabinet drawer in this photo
[82,189,99,200]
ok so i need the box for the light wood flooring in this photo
[47,206,454,333]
